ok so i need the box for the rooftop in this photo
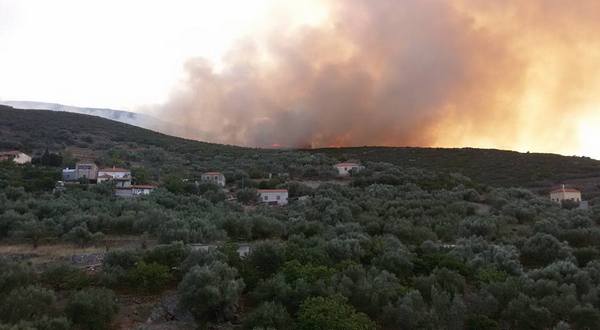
[258,189,288,193]
[132,184,158,189]
[334,162,361,167]
[0,150,22,156]
[99,167,130,172]
[550,186,581,193]
[203,172,224,176]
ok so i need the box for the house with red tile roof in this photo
[201,171,226,187]
[334,162,364,176]
[550,185,582,204]
[0,150,31,164]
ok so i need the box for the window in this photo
[276,195,281,200]
[264,196,269,201]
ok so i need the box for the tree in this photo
[521,233,573,266]
[243,301,293,330]
[178,261,245,323]
[65,225,93,247]
[65,288,119,330]
[0,285,56,323]
[570,304,600,330]
[297,295,376,330]
[237,188,258,204]
[126,261,170,293]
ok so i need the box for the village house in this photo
[334,162,364,176]
[115,184,158,198]
[132,184,157,196]
[0,151,32,164]
[97,166,131,185]
[62,168,77,181]
[75,162,98,181]
[258,189,289,206]
[550,185,582,204]
[201,172,226,187]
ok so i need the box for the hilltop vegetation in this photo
[2,106,600,329]
[313,146,600,193]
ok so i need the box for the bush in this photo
[178,261,245,323]
[237,188,258,204]
[297,295,376,330]
[0,285,57,323]
[41,264,92,290]
[126,261,171,293]
[243,301,293,330]
[65,288,119,330]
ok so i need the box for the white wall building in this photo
[258,189,289,206]
[550,185,582,204]
[201,172,226,187]
[334,162,364,176]
[97,167,131,183]
[0,151,31,164]
[115,185,157,198]
[131,185,157,196]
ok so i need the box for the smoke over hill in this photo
[152,0,600,156]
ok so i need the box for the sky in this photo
[1,0,600,159]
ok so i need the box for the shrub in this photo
[65,288,119,330]
[178,261,245,323]
[126,261,171,293]
[297,295,376,330]
[243,301,293,330]
[41,264,92,290]
[0,285,57,323]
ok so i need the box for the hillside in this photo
[312,146,600,195]
[3,105,600,196]
[0,100,191,138]
[2,105,600,329]
[0,105,322,181]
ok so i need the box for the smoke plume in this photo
[152,0,600,156]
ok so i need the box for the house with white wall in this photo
[334,162,364,176]
[115,184,157,198]
[0,151,32,164]
[550,185,582,204]
[97,167,131,182]
[258,189,288,206]
[201,172,226,187]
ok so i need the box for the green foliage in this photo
[4,106,600,329]
[178,261,245,323]
[243,301,293,330]
[237,188,258,204]
[65,288,119,330]
[126,261,171,293]
[297,295,376,330]
[0,285,57,324]
[41,264,92,290]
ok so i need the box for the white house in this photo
[98,167,131,181]
[0,151,32,164]
[258,189,289,206]
[131,185,157,196]
[550,185,582,204]
[115,184,157,198]
[334,162,364,176]
[201,172,226,187]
